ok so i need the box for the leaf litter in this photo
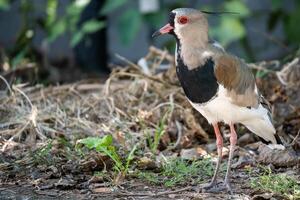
[0,46,299,199]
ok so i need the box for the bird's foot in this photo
[193,181,233,194]
[190,186,201,193]
[199,181,223,193]
[202,181,217,190]
[190,182,218,193]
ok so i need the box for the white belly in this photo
[190,95,277,143]
[191,97,253,124]
[189,86,269,125]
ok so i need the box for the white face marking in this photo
[202,50,213,58]
[173,24,183,42]
[173,19,187,35]
[171,9,210,69]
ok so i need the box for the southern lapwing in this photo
[153,8,278,193]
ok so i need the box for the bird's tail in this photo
[242,118,277,144]
[241,103,277,144]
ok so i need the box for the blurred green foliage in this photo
[1,0,300,66]
[0,0,106,68]
[44,0,104,46]
[0,0,10,10]
[100,0,299,61]
[100,0,128,15]
[271,0,300,44]
[0,0,102,46]
[101,0,163,45]
[118,8,142,45]
[210,0,250,46]
[78,135,137,175]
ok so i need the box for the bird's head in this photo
[152,8,209,43]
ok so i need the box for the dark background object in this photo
[74,0,109,73]
[0,0,299,84]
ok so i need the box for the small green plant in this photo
[0,0,10,11]
[147,118,167,154]
[138,157,221,187]
[94,171,112,182]
[147,105,173,154]
[138,171,160,185]
[45,0,105,47]
[162,158,217,187]
[255,70,270,79]
[77,135,137,175]
[32,139,53,165]
[250,167,300,199]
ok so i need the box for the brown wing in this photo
[214,54,259,108]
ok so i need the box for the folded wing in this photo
[214,54,259,108]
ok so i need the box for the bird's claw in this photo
[200,181,222,193]
[202,181,217,190]
[193,181,233,194]
[190,182,217,193]
[190,186,201,193]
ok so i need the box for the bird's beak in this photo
[152,23,174,37]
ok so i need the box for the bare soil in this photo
[1,47,300,200]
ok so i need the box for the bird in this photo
[152,8,279,193]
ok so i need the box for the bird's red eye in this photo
[178,16,188,24]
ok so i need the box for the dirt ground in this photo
[1,47,300,200]
[0,138,298,200]
[0,162,295,200]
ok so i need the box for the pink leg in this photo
[224,123,237,193]
[204,123,223,188]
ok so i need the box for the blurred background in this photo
[0,0,299,84]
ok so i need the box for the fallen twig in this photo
[116,186,193,197]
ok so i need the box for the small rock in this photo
[251,193,273,199]
[137,157,157,170]
[92,187,112,193]
[54,177,76,189]
[88,175,104,184]
[180,147,207,160]
[256,142,300,167]
[238,133,255,146]
[168,194,177,199]
[251,193,285,200]
[49,166,58,174]
[206,143,216,152]
[156,152,177,165]
[276,57,300,87]
[222,147,229,156]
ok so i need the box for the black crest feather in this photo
[201,10,239,15]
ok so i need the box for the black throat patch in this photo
[168,11,219,103]
[176,49,219,104]
[169,12,175,26]
[168,12,176,35]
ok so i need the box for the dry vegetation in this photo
[0,47,299,199]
